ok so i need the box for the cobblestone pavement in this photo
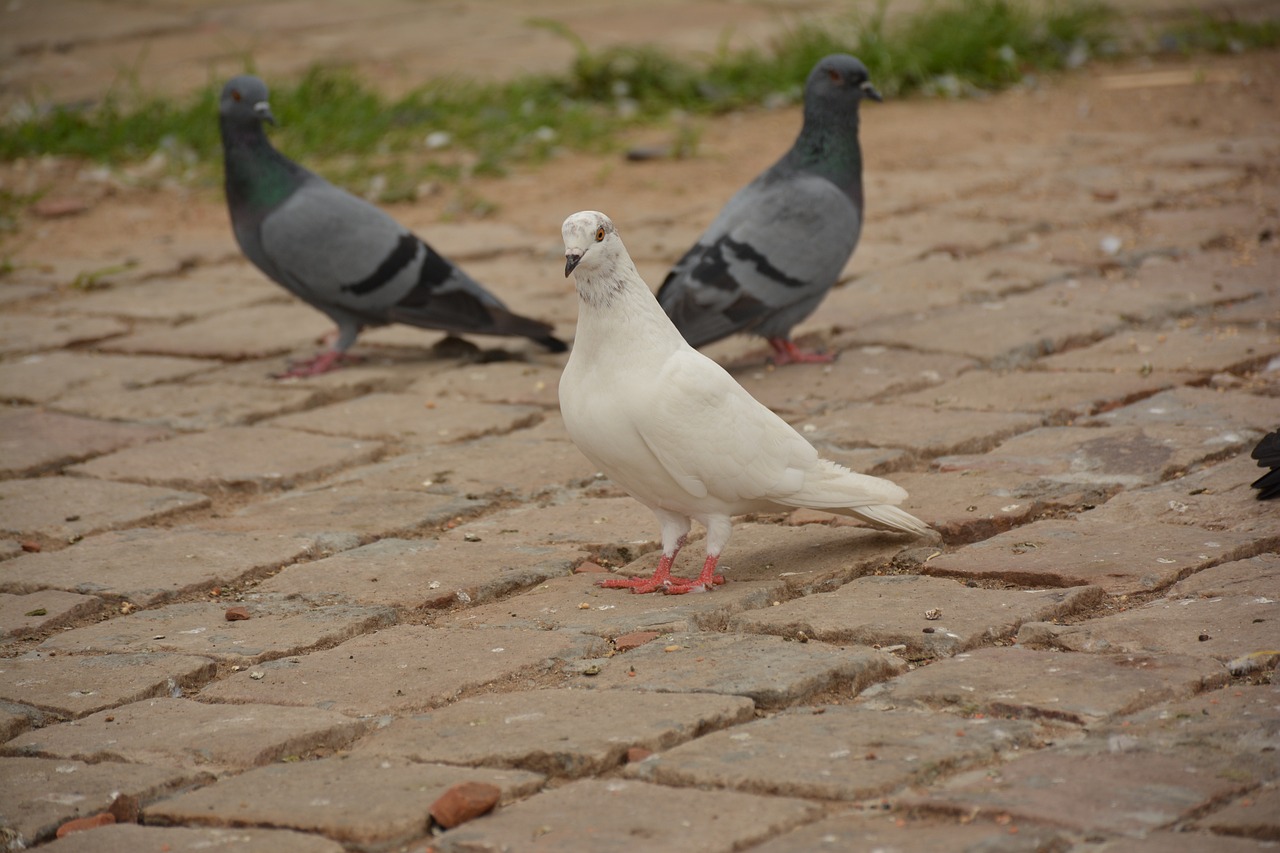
[2,3,1280,852]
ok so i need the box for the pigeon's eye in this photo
[826,69,841,84]
[595,228,605,242]
[231,89,242,102]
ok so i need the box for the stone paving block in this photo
[1125,245,1277,310]
[885,469,1084,543]
[1018,588,1278,665]
[0,528,320,606]
[727,346,977,414]
[0,704,38,741]
[1196,783,1280,841]
[256,537,586,610]
[97,303,333,358]
[0,351,217,404]
[0,313,126,356]
[1040,324,1278,375]
[0,590,102,637]
[586,631,902,708]
[1086,385,1280,432]
[406,359,565,407]
[214,486,484,544]
[433,778,820,853]
[748,812,1073,853]
[1168,553,1280,599]
[893,368,1176,417]
[0,408,169,478]
[51,380,320,430]
[935,423,1254,490]
[3,698,369,772]
[803,403,1041,457]
[67,426,383,492]
[0,756,195,849]
[1097,683,1280,755]
[0,651,216,718]
[55,264,280,321]
[445,495,662,563]
[731,576,1102,659]
[37,824,348,853]
[267,392,543,446]
[920,516,1264,595]
[861,646,1228,725]
[902,748,1256,837]
[1094,832,1280,853]
[38,593,395,663]
[0,477,209,542]
[629,706,1036,800]
[200,625,605,715]
[145,756,543,849]
[352,689,754,777]
[858,285,1124,364]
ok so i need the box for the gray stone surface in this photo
[0,313,126,356]
[0,756,195,848]
[731,576,1102,658]
[0,408,169,478]
[267,392,543,446]
[628,706,1036,800]
[145,756,544,848]
[67,426,384,492]
[885,469,1084,543]
[0,351,216,405]
[0,589,102,637]
[586,631,903,708]
[200,625,605,715]
[861,646,1229,725]
[97,303,332,358]
[434,778,821,853]
[803,403,1041,458]
[38,594,395,663]
[894,367,1175,417]
[749,812,1073,853]
[52,380,320,430]
[1039,324,1278,374]
[36,824,348,853]
[353,689,754,777]
[0,528,320,606]
[1196,783,1280,841]
[2,698,368,772]
[443,495,662,562]
[0,477,209,542]
[0,651,217,718]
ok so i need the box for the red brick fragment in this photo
[56,812,116,837]
[430,781,501,829]
[614,631,660,651]
[626,747,654,763]
[224,606,251,621]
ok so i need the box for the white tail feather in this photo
[836,503,933,537]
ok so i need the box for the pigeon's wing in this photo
[258,177,423,316]
[657,173,859,347]
[1252,429,1280,468]
[634,349,825,504]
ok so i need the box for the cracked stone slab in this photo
[200,625,605,715]
[884,469,1086,543]
[894,368,1175,418]
[1086,385,1280,433]
[1099,684,1280,758]
[0,351,217,405]
[97,303,333,358]
[802,403,1041,458]
[0,651,216,718]
[0,756,196,849]
[0,590,103,637]
[38,593,396,664]
[51,380,321,430]
[901,748,1257,837]
[626,706,1036,800]
[352,689,754,778]
[146,757,542,848]
[267,392,543,445]
[750,812,1074,853]
[1039,324,1278,375]
[0,313,126,357]
[445,495,662,563]
[861,646,1229,725]
[1168,553,1280,600]
[36,824,347,853]
[586,631,903,708]
[2,697,369,773]
[731,576,1103,659]
[55,265,279,321]
[921,515,1265,595]
[0,528,320,606]
[0,477,209,542]
[0,408,169,478]
[433,778,820,853]
[1195,783,1280,841]
[256,537,586,609]
[67,426,384,492]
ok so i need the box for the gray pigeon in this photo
[219,74,566,377]
[657,54,881,364]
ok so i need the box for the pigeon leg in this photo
[768,338,834,365]
[661,515,730,595]
[274,349,351,378]
[599,511,691,593]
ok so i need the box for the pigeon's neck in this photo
[221,119,303,214]
[784,108,865,208]
[572,252,685,361]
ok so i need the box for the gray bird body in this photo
[657,55,879,361]
[219,75,565,374]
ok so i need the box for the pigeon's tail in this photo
[775,461,932,537]
[1251,429,1280,500]
[838,504,933,537]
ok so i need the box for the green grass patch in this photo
[1158,13,1280,54]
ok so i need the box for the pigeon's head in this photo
[562,210,620,278]
[805,54,882,109]
[220,75,276,127]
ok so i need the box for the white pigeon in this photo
[558,211,931,594]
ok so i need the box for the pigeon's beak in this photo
[860,81,883,103]
[564,252,582,277]
[254,101,277,125]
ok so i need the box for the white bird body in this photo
[559,211,930,593]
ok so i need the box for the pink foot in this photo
[274,350,357,378]
[768,338,835,365]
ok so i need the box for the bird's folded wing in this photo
[635,350,820,503]
[259,179,417,307]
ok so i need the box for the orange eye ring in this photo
[595,228,605,242]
